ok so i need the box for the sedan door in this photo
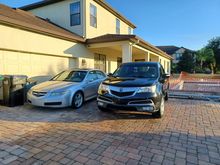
[83,71,99,99]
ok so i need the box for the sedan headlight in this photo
[50,91,69,96]
[136,85,156,93]
[98,84,110,94]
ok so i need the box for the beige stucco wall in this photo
[86,0,133,38]
[29,0,85,37]
[0,50,76,77]
[0,24,94,77]
[29,0,134,39]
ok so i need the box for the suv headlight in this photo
[50,91,69,96]
[28,89,33,95]
[98,84,109,94]
[136,85,156,93]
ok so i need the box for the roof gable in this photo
[156,46,180,55]
[20,0,136,29]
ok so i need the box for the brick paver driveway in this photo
[0,99,220,165]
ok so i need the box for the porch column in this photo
[122,43,132,63]
[145,52,150,62]
[167,61,171,74]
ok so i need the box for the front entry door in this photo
[94,54,106,72]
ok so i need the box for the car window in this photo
[86,71,98,82]
[96,71,106,79]
[51,71,87,82]
[113,63,158,78]
[160,65,165,76]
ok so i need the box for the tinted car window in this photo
[87,71,98,82]
[52,71,87,82]
[113,63,158,78]
[160,65,165,76]
[96,71,106,79]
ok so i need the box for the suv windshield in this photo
[51,70,87,82]
[113,63,158,78]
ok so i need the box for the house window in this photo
[90,4,97,28]
[128,27,132,34]
[175,53,181,60]
[70,2,81,26]
[116,18,120,34]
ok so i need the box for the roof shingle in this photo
[0,4,84,42]
[87,34,173,60]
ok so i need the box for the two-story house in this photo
[0,0,172,77]
[157,46,195,64]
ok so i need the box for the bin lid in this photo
[4,75,27,78]
[4,75,27,85]
[0,75,3,81]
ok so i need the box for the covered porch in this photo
[86,34,172,74]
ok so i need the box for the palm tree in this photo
[196,48,215,74]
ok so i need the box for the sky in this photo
[0,0,220,50]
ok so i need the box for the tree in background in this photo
[196,48,216,74]
[206,37,220,72]
[177,50,195,73]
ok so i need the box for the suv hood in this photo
[103,77,157,87]
[31,81,79,92]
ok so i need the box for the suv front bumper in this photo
[97,93,161,112]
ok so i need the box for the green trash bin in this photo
[3,75,27,107]
[0,75,3,103]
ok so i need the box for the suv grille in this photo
[110,90,134,97]
[32,91,47,97]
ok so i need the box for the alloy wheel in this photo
[74,92,83,108]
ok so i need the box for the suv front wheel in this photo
[152,96,165,118]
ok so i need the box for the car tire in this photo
[72,91,84,109]
[152,96,165,118]
[165,92,168,101]
[98,106,109,112]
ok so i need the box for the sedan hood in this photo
[31,81,79,92]
[103,77,157,87]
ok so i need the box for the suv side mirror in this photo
[163,74,170,79]
[160,74,170,83]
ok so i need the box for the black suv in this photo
[97,62,169,118]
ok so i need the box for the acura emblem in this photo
[119,88,123,92]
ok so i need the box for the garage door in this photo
[0,50,76,77]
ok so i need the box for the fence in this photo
[169,72,220,94]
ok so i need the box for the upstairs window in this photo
[116,18,120,34]
[90,4,97,28]
[128,27,132,34]
[175,53,181,60]
[70,2,81,26]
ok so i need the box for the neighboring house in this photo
[157,46,195,64]
[0,0,172,78]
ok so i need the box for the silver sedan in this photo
[27,69,107,108]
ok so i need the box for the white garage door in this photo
[0,50,76,77]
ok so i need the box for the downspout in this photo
[83,0,86,39]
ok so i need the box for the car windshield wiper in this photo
[129,75,146,78]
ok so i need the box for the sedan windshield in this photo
[113,63,158,78]
[51,71,87,82]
